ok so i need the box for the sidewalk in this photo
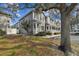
[42,34,61,39]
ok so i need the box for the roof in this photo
[14,9,34,25]
[14,7,55,26]
[19,9,33,21]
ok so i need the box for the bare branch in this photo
[66,3,77,15]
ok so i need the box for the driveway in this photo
[70,35,79,43]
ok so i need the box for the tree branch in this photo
[66,3,77,15]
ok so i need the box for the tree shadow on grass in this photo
[0,40,59,51]
[0,44,23,50]
[0,39,64,56]
[26,40,61,51]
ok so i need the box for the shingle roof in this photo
[14,9,33,25]
[19,9,33,21]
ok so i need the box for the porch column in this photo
[33,11,35,19]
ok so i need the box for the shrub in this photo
[46,31,52,35]
[54,32,60,35]
[34,32,47,36]
[34,31,52,36]
[0,29,6,36]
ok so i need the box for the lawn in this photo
[0,35,78,56]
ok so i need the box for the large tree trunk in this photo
[59,12,71,55]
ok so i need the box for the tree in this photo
[35,3,77,55]
[3,3,77,55]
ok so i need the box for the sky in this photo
[10,8,32,25]
[0,3,33,25]
[0,3,78,25]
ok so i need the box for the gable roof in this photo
[19,10,33,22]
[14,9,33,25]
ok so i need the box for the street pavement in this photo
[43,34,79,42]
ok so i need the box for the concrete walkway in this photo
[42,34,61,39]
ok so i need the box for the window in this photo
[37,24,39,28]
[77,25,79,29]
[47,26,48,30]
[74,30,76,32]
[52,26,55,29]
[78,30,79,32]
